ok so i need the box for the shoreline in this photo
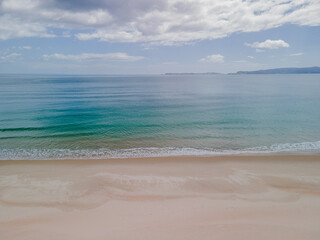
[1,152,320,163]
[1,154,320,240]
[1,149,320,162]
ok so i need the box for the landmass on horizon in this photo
[165,66,320,75]
[233,66,320,75]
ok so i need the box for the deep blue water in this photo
[0,74,320,159]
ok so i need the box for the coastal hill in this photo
[165,67,320,75]
[233,66,320,74]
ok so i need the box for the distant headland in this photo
[232,66,320,74]
[165,67,320,75]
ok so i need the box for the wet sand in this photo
[1,155,320,240]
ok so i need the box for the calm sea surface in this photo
[0,74,320,159]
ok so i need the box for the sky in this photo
[0,0,319,74]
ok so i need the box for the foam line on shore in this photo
[0,140,320,160]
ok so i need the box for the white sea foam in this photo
[0,141,320,160]
[0,147,211,160]
[246,141,320,152]
[0,140,320,160]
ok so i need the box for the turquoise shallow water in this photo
[0,74,320,159]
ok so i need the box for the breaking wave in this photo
[0,140,320,160]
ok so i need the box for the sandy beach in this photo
[1,155,320,240]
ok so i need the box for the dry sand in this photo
[1,155,320,240]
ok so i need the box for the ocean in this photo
[0,74,320,159]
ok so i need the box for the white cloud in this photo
[21,46,32,50]
[0,52,21,62]
[0,0,320,45]
[43,53,145,61]
[245,39,290,49]
[12,46,32,50]
[233,60,248,63]
[200,54,224,63]
[248,56,254,59]
[290,52,304,56]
